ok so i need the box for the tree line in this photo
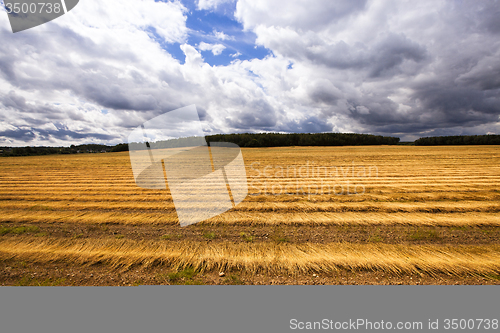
[1,133,401,157]
[3,133,500,157]
[414,135,500,146]
[205,132,400,147]
[0,143,128,157]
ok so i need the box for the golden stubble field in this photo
[0,145,499,285]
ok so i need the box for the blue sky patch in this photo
[155,0,271,66]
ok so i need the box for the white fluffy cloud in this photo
[197,0,235,11]
[0,0,192,145]
[213,29,234,41]
[198,42,226,55]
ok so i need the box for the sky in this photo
[0,0,499,146]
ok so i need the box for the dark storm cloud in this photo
[44,124,117,141]
[326,33,427,77]
[0,128,36,141]
[196,105,213,122]
[347,96,401,125]
[350,85,500,135]
[79,82,158,111]
[0,91,67,121]
[1,90,27,109]
[307,80,342,105]
[367,33,427,78]
[456,58,500,91]
[0,56,17,83]
[225,100,278,129]
[280,116,332,133]
[0,125,117,142]
[294,0,368,31]
[266,32,427,79]
[412,85,500,117]
[244,0,500,137]
[473,2,500,35]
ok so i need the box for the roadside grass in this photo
[156,268,203,285]
[368,235,383,243]
[16,275,67,286]
[160,234,184,240]
[203,231,216,240]
[274,236,289,243]
[239,232,254,242]
[485,274,500,281]
[408,228,440,241]
[224,274,245,285]
[272,226,289,243]
[368,228,383,242]
[0,225,39,236]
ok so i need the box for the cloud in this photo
[1,0,500,146]
[280,116,332,133]
[455,54,500,91]
[235,0,368,31]
[224,99,278,129]
[197,0,235,11]
[76,0,188,43]
[213,29,234,41]
[0,125,117,142]
[233,0,500,138]
[198,42,226,56]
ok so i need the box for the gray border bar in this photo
[0,286,499,333]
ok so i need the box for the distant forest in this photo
[0,133,399,157]
[1,133,499,157]
[0,143,128,157]
[206,132,399,147]
[414,134,500,146]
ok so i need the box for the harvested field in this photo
[0,146,499,285]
